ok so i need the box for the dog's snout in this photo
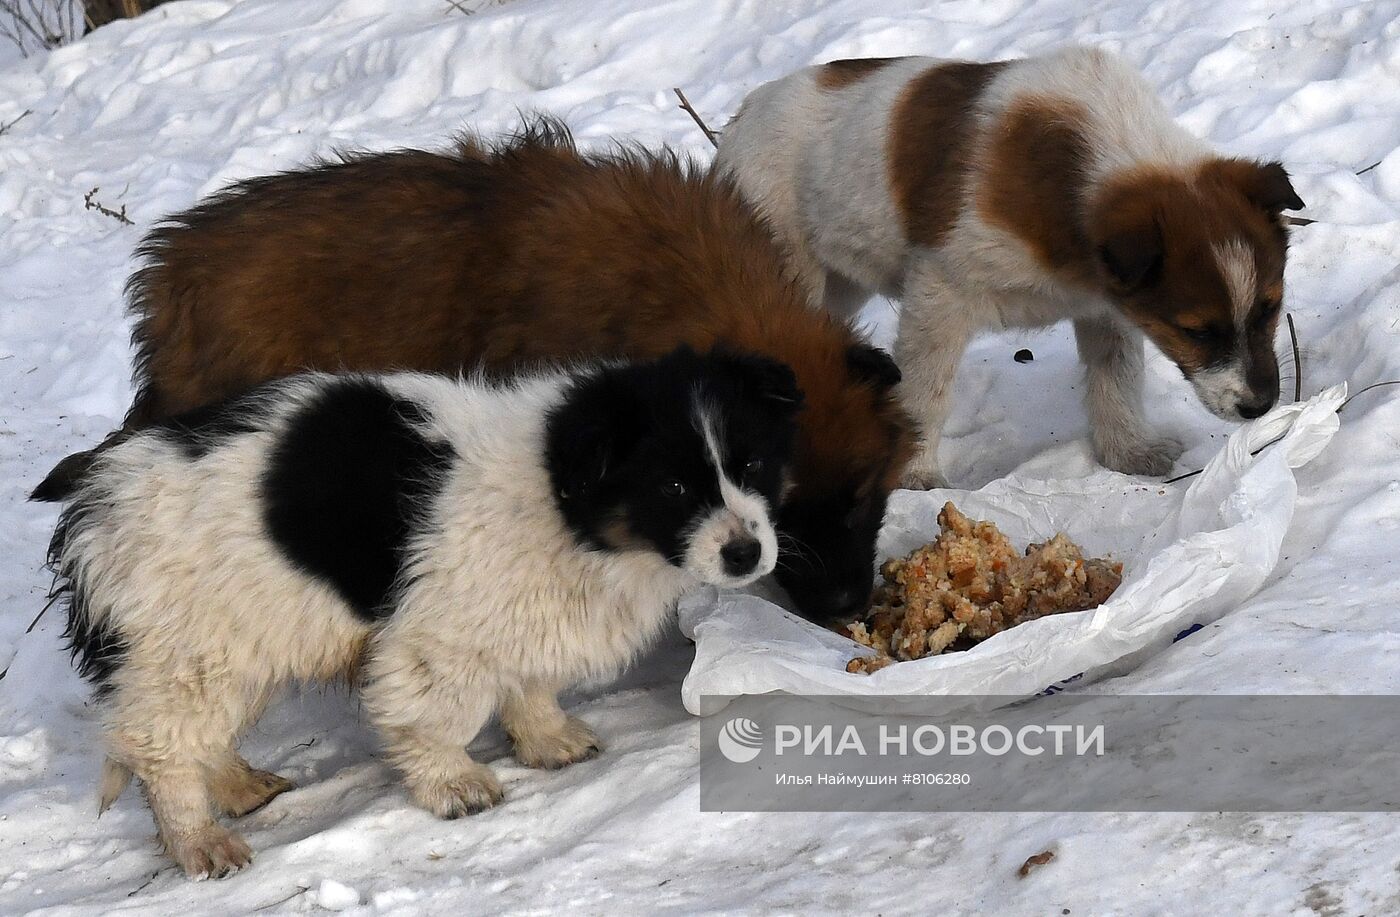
[1236,394,1275,420]
[827,588,870,621]
[720,537,762,577]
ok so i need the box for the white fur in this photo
[1213,238,1258,324]
[57,367,779,877]
[1190,360,1253,419]
[686,402,779,585]
[716,46,1215,484]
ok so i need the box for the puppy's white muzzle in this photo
[682,490,779,588]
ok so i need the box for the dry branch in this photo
[1286,313,1301,403]
[83,186,134,225]
[0,108,32,136]
[1,0,80,55]
[673,87,718,148]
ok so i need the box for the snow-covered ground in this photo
[3,0,1400,913]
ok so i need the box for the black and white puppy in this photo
[35,345,801,879]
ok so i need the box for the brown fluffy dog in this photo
[108,120,914,623]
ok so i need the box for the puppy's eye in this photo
[661,480,686,498]
[743,459,764,477]
[1178,325,1222,344]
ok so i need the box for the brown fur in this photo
[816,57,903,90]
[1085,161,1289,378]
[122,120,916,618]
[978,97,1097,288]
[974,95,1290,382]
[889,60,1008,248]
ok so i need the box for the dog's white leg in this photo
[500,681,601,770]
[893,259,979,489]
[107,668,257,879]
[379,726,503,819]
[822,271,873,322]
[1074,316,1183,476]
[363,643,503,819]
[141,763,252,879]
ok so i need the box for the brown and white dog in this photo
[715,46,1305,487]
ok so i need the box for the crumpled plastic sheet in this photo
[680,384,1345,716]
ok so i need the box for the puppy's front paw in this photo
[898,443,949,490]
[411,764,504,819]
[899,464,950,491]
[1095,431,1184,478]
[165,825,252,880]
[512,716,601,770]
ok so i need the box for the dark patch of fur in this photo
[32,449,101,502]
[816,57,904,90]
[261,378,454,620]
[546,347,801,566]
[846,344,902,390]
[890,60,1009,248]
[44,485,129,695]
[152,387,279,459]
[979,96,1096,287]
[31,428,134,503]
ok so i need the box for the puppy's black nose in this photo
[721,537,762,576]
[1237,395,1275,420]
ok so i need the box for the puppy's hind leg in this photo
[209,755,294,818]
[206,684,293,818]
[501,681,600,770]
[107,665,260,878]
[1075,316,1183,477]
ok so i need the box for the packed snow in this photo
[3,0,1400,913]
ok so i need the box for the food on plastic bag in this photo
[679,387,1343,713]
[845,502,1122,673]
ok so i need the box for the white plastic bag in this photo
[680,385,1345,716]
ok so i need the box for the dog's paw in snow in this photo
[1094,431,1184,478]
[411,764,505,820]
[511,716,602,770]
[165,826,253,880]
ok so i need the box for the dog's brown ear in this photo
[1098,229,1163,291]
[1208,158,1305,213]
[1088,183,1165,293]
[1095,213,1163,292]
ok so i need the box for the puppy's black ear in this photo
[1246,161,1305,212]
[732,352,805,412]
[545,372,637,502]
[847,344,901,390]
[1098,223,1163,292]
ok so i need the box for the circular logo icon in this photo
[717,717,763,764]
